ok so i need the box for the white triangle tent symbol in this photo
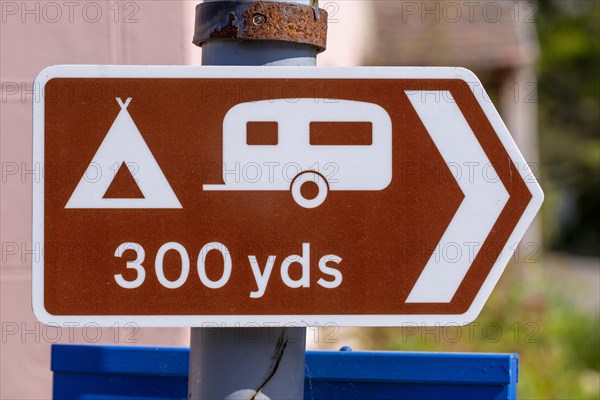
[65,98,182,209]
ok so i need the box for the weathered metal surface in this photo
[194,1,328,52]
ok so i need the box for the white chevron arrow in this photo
[405,91,510,303]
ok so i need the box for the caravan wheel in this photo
[291,171,329,209]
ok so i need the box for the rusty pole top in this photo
[194,0,328,54]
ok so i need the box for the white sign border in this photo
[32,65,544,327]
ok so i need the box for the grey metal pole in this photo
[188,1,327,399]
[189,327,307,399]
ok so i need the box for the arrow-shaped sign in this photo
[32,66,543,327]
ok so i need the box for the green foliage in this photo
[354,264,600,399]
[537,0,600,256]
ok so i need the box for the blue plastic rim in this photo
[51,344,518,400]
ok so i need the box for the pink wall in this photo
[1,2,198,398]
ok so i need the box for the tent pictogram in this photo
[65,98,182,209]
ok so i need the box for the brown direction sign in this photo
[32,66,543,327]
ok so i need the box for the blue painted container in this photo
[51,345,518,399]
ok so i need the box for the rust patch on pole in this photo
[194,1,328,52]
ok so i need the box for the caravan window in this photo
[246,122,278,145]
[310,122,373,145]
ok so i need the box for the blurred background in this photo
[1,0,598,399]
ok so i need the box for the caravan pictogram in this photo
[203,99,393,208]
